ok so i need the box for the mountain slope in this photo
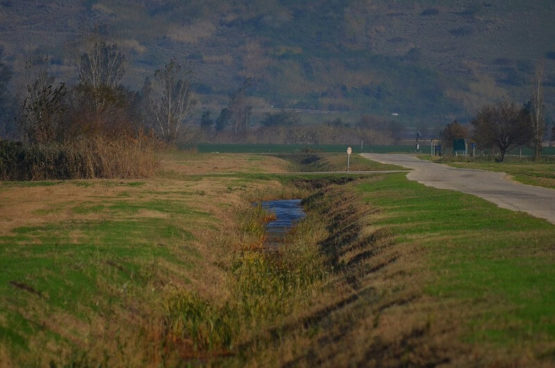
[0,0,553,126]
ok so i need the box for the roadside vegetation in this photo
[356,174,554,363]
[437,67,548,163]
[423,155,555,189]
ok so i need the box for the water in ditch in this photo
[261,199,306,246]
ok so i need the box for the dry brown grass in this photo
[158,151,290,175]
[0,182,115,234]
[0,134,159,181]
[245,182,476,367]
[4,152,548,367]
[0,151,292,367]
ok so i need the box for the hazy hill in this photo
[0,0,554,127]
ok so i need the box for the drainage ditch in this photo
[260,199,306,246]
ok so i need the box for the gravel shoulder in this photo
[361,153,555,224]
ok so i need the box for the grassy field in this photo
[271,152,402,172]
[423,155,555,189]
[0,151,553,366]
[0,151,297,366]
[185,143,417,154]
[249,172,555,366]
[357,175,554,353]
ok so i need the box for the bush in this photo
[0,133,158,181]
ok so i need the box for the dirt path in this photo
[361,154,555,224]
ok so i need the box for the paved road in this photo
[361,154,555,224]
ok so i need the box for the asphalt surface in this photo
[361,153,555,224]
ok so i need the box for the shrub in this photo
[0,133,158,181]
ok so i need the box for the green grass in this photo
[357,174,555,349]
[72,199,209,217]
[2,151,553,365]
[0,216,196,304]
[0,185,209,364]
[424,156,555,189]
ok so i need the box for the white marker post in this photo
[347,146,352,172]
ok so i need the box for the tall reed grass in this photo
[0,132,158,180]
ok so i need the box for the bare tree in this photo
[20,79,67,145]
[78,41,126,112]
[0,48,15,139]
[530,62,545,160]
[19,58,67,145]
[229,79,252,138]
[79,41,125,89]
[471,101,532,162]
[147,59,194,143]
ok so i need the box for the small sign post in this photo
[347,146,352,172]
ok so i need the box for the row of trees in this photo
[0,41,467,149]
[1,40,548,169]
[198,109,404,145]
[0,41,201,179]
[0,42,196,146]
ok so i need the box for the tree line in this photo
[0,40,199,180]
[1,39,547,179]
[198,109,405,146]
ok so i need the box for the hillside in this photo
[0,0,554,127]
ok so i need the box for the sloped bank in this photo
[159,175,459,367]
[149,172,555,367]
[276,176,457,367]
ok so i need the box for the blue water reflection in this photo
[261,199,306,245]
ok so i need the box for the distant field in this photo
[272,152,402,172]
[185,143,417,154]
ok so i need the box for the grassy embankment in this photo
[0,151,553,366]
[0,151,384,366]
[422,155,555,189]
[354,174,554,365]
[0,151,301,366]
[244,170,554,367]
